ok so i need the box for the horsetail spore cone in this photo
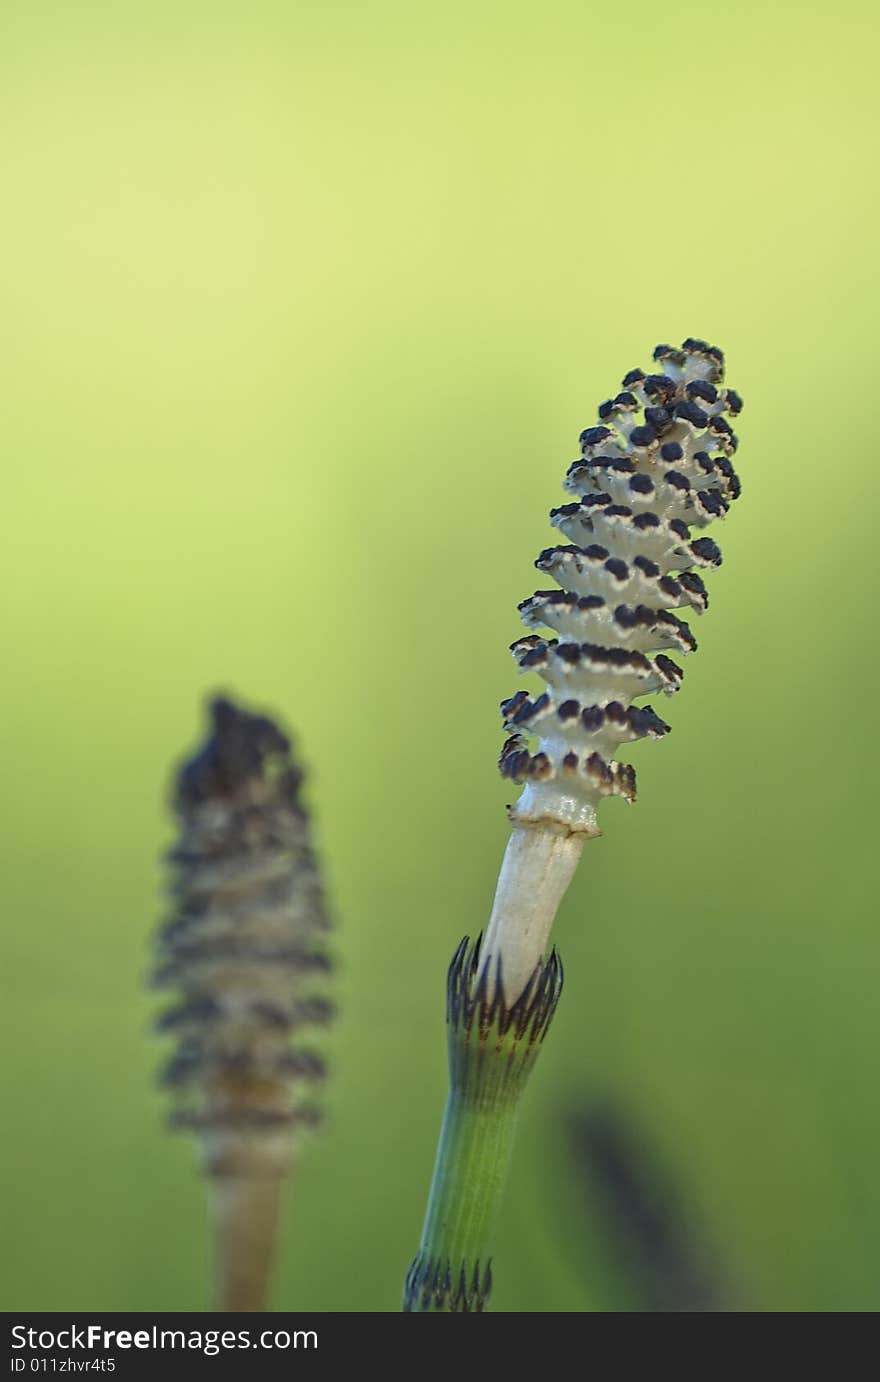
[407,339,743,1311]
[483,338,743,999]
[153,696,333,1311]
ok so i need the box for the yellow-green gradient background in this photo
[2,0,877,1313]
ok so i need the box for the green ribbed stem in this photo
[417,1087,518,1295]
[403,937,563,1312]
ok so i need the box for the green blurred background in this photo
[2,0,878,1313]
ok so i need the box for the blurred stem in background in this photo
[152,696,334,1311]
[403,935,563,1312]
[568,1102,731,1312]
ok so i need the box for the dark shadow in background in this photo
[568,1101,738,1312]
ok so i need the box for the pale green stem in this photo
[415,1085,520,1281]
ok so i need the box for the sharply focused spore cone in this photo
[501,338,743,836]
[154,696,333,1180]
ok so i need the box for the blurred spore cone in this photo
[154,695,333,1178]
